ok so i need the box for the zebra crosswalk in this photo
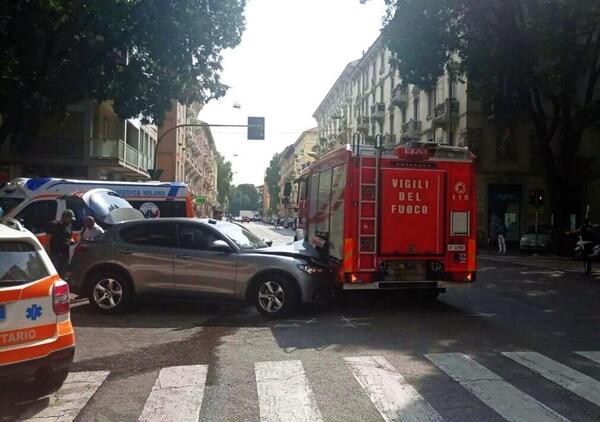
[9,351,600,422]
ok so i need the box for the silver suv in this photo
[66,218,332,318]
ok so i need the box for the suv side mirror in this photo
[210,239,232,253]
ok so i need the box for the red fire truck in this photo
[296,136,477,296]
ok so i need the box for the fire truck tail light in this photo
[53,280,71,316]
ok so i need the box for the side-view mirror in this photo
[210,239,232,253]
[264,239,273,247]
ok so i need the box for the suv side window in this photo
[177,224,220,251]
[119,222,177,248]
[14,200,58,234]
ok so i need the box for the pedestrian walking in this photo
[81,216,104,242]
[46,210,76,275]
[567,218,594,275]
[496,220,507,254]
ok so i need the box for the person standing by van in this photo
[496,220,507,254]
[47,210,76,275]
[81,216,104,241]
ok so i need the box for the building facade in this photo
[313,35,600,244]
[157,101,187,183]
[0,101,157,182]
[277,128,318,217]
[184,103,218,217]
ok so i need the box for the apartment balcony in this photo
[400,120,422,141]
[357,116,370,132]
[370,102,386,121]
[90,138,152,176]
[391,85,409,108]
[432,99,459,128]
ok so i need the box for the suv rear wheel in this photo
[253,274,298,318]
[88,270,132,314]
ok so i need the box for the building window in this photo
[413,97,420,121]
[379,84,384,102]
[401,109,406,125]
[427,88,436,117]
[389,112,394,134]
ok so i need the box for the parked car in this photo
[0,219,74,393]
[67,218,332,318]
[281,218,296,230]
[519,225,553,253]
[241,216,250,223]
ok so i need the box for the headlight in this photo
[297,264,325,275]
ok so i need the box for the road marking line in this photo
[138,365,208,422]
[426,353,568,422]
[255,360,323,422]
[22,371,110,421]
[576,351,600,365]
[345,356,443,422]
[503,351,600,407]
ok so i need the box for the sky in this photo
[198,0,387,186]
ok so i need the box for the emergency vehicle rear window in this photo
[0,241,50,286]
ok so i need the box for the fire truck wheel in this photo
[88,271,132,314]
[254,275,298,318]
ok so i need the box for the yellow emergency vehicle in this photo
[0,219,74,392]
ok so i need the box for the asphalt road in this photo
[2,222,600,421]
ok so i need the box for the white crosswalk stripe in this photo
[426,353,568,422]
[10,351,600,421]
[345,356,444,422]
[503,351,600,408]
[138,365,208,422]
[20,371,109,422]
[576,351,600,365]
[254,360,324,422]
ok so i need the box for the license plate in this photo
[0,305,5,321]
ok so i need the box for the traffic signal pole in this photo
[149,121,263,180]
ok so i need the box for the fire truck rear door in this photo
[380,168,446,256]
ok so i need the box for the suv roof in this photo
[0,219,38,243]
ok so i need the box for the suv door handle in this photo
[118,249,134,255]
[177,255,192,260]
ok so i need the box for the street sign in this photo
[195,196,206,204]
[247,116,265,140]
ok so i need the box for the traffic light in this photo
[247,116,265,140]
[528,189,544,207]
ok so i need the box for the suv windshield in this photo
[217,223,267,250]
[0,241,50,286]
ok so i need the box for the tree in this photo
[228,183,260,216]
[0,0,246,148]
[264,153,281,215]
[381,0,600,249]
[216,152,233,208]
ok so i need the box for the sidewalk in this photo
[478,249,599,279]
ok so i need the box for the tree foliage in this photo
[382,0,600,234]
[228,183,260,216]
[216,152,233,208]
[264,153,281,215]
[0,0,246,147]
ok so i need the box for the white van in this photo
[0,186,142,246]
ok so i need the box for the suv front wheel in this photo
[88,271,132,314]
[253,275,298,318]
